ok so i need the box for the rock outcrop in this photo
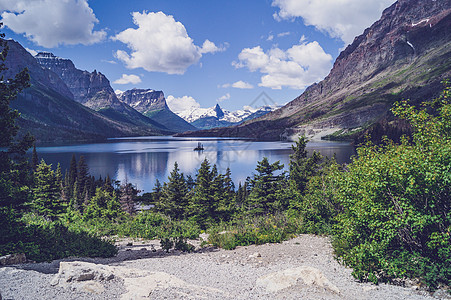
[51,261,226,299]
[35,53,169,133]
[256,266,340,294]
[0,253,26,266]
[118,88,196,132]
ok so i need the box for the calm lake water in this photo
[33,136,355,193]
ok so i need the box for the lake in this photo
[33,136,355,193]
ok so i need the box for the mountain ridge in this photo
[178,0,451,141]
[3,40,170,142]
[35,52,170,132]
[117,88,196,133]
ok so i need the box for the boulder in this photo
[51,261,226,299]
[256,266,340,294]
[0,253,26,265]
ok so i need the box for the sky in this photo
[0,0,396,112]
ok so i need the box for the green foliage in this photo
[158,162,188,219]
[32,159,65,220]
[246,157,288,215]
[118,211,201,240]
[0,26,34,209]
[0,209,117,262]
[83,187,123,221]
[208,213,301,250]
[332,83,451,289]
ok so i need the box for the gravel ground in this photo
[0,235,446,299]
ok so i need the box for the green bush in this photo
[0,210,117,262]
[332,86,451,289]
[208,213,301,250]
[118,211,201,240]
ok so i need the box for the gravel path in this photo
[0,235,445,299]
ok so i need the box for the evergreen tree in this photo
[159,162,188,219]
[119,182,138,215]
[68,154,77,187]
[63,169,71,201]
[84,187,122,221]
[31,144,38,171]
[186,174,195,190]
[152,179,162,205]
[32,160,64,219]
[77,155,89,195]
[190,159,215,227]
[247,157,287,215]
[218,167,236,221]
[71,180,81,212]
[289,137,322,195]
[0,25,34,209]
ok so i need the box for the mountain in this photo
[174,103,281,130]
[179,0,451,141]
[2,40,169,142]
[35,52,169,132]
[117,88,196,133]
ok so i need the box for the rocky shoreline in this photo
[0,235,448,299]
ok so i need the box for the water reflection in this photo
[32,136,355,193]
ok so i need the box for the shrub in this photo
[332,85,451,289]
[208,213,301,250]
[0,210,117,262]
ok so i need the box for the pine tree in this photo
[119,182,138,215]
[289,137,322,195]
[159,162,188,219]
[32,160,64,219]
[152,179,162,205]
[0,25,33,208]
[77,155,89,195]
[84,187,122,221]
[69,154,78,189]
[31,144,38,171]
[247,157,287,215]
[190,159,215,227]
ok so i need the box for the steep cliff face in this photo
[35,52,116,109]
[2,41,168,141]
[118,89,196,133]
[35,52,168,131]
[181,0,451,141]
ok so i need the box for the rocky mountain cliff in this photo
[180,0,451,141]
[35,52,168,132]
[3,40,170,142]
[118,89,195,132]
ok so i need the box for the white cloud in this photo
[267,34,274,41]
[166,95,201,114]
[200,39,227,54]
[113,11,224,75]
[217,93,230,102]
[233,81,254,89]
[277,32,291,37]
[272,0,396,45]
[0,0,106,48]
[233,41,333,90]
[113,74,142,85]
[221,81,254,89]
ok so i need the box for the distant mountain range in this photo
[172,103,281,130]
[179,0,451,142]
[117,89,195,132]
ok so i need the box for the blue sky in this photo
[0,0,395,112]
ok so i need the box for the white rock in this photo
[51,261,227,299]
[256,266,340,294]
